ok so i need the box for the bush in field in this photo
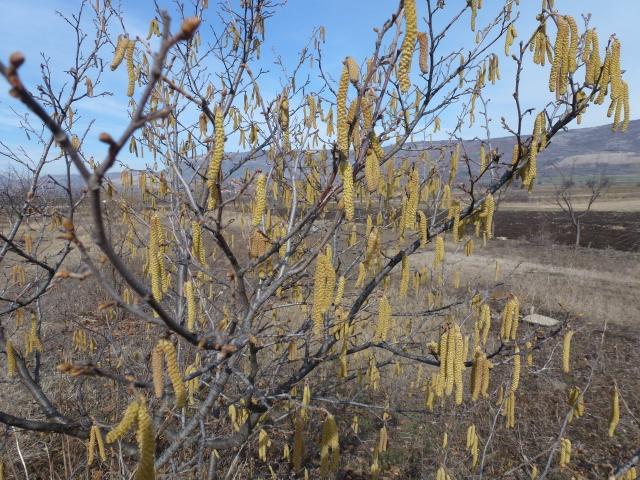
[0,0,632,478]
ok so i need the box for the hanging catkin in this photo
[151,344,164,399]
[184,280,196,331]
[106,399,139,443]
[399,255,409,298]
[135,400,155,480]
[207,107,225,209]
[125,40,136,97]
[608,385,620,437]
[6,341,16,377]
[559,437,571,468]
[158,340,186,408]
[417,32,429,74]
[398,0,417,93]
[510,346,521,392]
[252,173,266,226]
[88,425,106,465]
[342,162,355,221]
[336,62,350,156]
[375,295,392,341]
[111,35,128,70]
[562,329,573,373]
[319,414,340,476]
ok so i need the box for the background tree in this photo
[554,163,611,247]
[0,0,633,478]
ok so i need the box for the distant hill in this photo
[403,119,640,182]
[4,119,637,190]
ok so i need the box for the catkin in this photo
[399,255,410,298]
[559,437,571,468]
[434,235,445,267]
[549,16,570,96]
[135,401,155,480]
[342,162,354,221]
[149,214,162,305]
[608,385,620,437]
[184,280,197,331]
[110,35,128,70]
[562,329,573,373]
[126,40,136,97]
[158,340,186,408]
[334,276,345,307]
[6,340,16,377]
[319,414,340,476]
[505,24,517,56]
[252,173,266,226]
[88,425,106,465]
[151,344,164,398]
[510,346,521,392]
[375,295,392,342]
[365,149,381,193]
[417,32,429,74]
[483,194,495,238]
[398,0,417,93]
[336,63,350,156]
[207,106,225,207]
[106,399,139,443]
[345,56,360,84]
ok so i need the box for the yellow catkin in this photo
[504,23,517,56]
[418,211,428,246]
[125,40,136,97]
[88,424,96,465]
[562,329,573,373]
[434,235,445,266]
[399,255,409,298]
[417,32,429,74]
[159,340,186,408]
[258,429,270,461]
[608,385,620,437]
[334,276,345,307]
[319,414,340,476]
[465,238,474,257]
[471,349,485,401]
[151,344,164,399]
[252,174,267,226]
[110,35,128,70]
[135,401,155,480]
[559,437,571,468]
[483,194,495,238]
[375,295,392,342]
[6,341,16,377]
[280,94,290,150]
[185,280,197,331]
[88,425,106,465]
[149,214,163,304]
[345,56,360,84]
[106,400,139,443]
[525,341,534,367]
[336,63,350,156]
[511,347,521,392]
[207,106,225,206]
[366,149,381,193]
[398,0,417,93]
[343,162,354,221]
[549,16,570,95]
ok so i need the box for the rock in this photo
[523,313,559,327]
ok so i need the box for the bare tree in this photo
[554,162,610,247]
[0,0,631,478]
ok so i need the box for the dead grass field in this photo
[2,199,639,479]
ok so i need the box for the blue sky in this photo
[0,0,638,173]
